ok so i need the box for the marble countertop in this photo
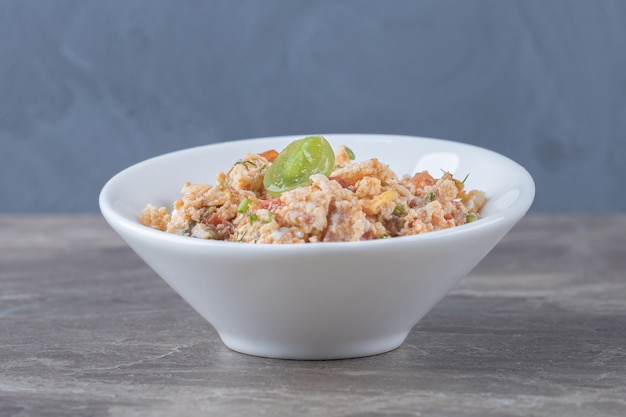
[1,214,625,417]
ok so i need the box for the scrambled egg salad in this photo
[140,136,487,244]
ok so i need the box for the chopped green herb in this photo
[183,220,197,235]
[237,198,251,213]
[381,233,389,239]
[461,173,470,184]
[393,205,405,215]
[264,212,273,224]
[249,213,258,224]
[236,230,247,242]
[235,160,257,167]
[466,213,478,223]
[428,191,435,202]
[345,146,355,160]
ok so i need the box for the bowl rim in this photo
[99,133,535,253]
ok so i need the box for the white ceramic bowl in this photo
[99,134,534,360]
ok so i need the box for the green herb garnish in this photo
[345,146,355,160]
[235,160,257,167]
[393,205,405,215]
[236,230,247,242]
[183,220,197,235]
[237,198,251,213]
[263,135,335,197]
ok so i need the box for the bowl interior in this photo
[101,133,535,237]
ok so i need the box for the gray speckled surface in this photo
[1,1,626,213]
[1,214,625,416]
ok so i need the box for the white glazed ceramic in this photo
[99,134,535,360]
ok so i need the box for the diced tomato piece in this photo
[259,149,279,163]
[203,212,223,226]
[411,171,435,189]
[260,197,282,209]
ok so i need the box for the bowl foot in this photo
[218,332,409,360]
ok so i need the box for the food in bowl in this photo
[139,135,487,244]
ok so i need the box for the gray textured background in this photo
[1,0,625,213]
